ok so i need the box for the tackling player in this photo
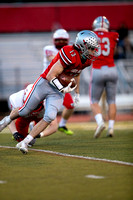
[43,29,76,135]
[0,30,100,154]
[89,16,119,138]
[8,84,58,144]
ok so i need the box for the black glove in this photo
[35,133,41,138]
[13,132,24,142]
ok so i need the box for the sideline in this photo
[0,145,133,167]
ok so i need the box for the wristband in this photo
[50,78,64,91]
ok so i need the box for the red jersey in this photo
[93,31,119,69]
[41,45,92,78]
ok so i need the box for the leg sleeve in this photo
[89,68,105,104]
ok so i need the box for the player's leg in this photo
[101,90,107,120]
[58,93,74,135]
[89,68,105,138]
[17,89,64,154]
[0,108,19,132]
[107,103,116,137]
[106,67,118,137]
[0,77,44,132]
[39,118,58,137]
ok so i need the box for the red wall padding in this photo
[0,2,132,33]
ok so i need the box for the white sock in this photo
[40,132,44,138]
[108,120,115,129]
[95,113,104,125]
[59,118,67,127]
[23,135,34,145]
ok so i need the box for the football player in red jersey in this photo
[0,30,99,154]
[8,83,77,145]
[42,29,75,135]
[89,16,119,138]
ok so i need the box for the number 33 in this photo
[98,37,110,56]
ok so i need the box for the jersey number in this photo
[98,37,110,56]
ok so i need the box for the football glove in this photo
[13,132,24,142]
[61,82,77,93]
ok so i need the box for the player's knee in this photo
[43,112,57,123]
[107,98,115,105]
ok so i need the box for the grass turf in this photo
[0,121,133,200]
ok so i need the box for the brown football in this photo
[58,73,76,88]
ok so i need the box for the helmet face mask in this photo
[53,29,69,49]
[75,30,100,61]
[92,16,110,32]
[54,38,68,49]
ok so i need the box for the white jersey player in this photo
[43,45,58,72]
[8,84,58,143]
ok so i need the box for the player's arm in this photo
[47,55,55,62]
[44,47,56,62]
[46,51,56,62]
[46,60,76,93]
[8,93,25,141]
[46,60,64,81]
[46,60,65,92]
[8,97,19,134]
[8,120,17,134]
[74,74,80,94]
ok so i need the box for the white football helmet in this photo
[74,30,100,60]
[92,16,110,32]
[23,84,33,102]
[53,29,69,49]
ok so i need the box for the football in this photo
[58,73,76,88]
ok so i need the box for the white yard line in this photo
[0,145,133,167]
[85,175,105,179]
[0,180,7,184]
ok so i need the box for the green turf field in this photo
[0,121,133,200]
